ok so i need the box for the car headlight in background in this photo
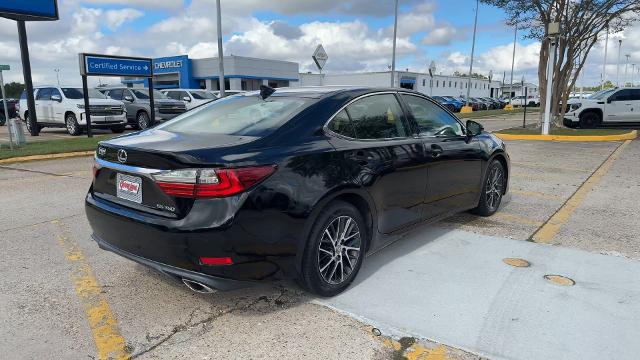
[570,103,581,111]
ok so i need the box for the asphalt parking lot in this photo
[1,134,638,359]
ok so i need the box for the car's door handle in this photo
[430,144,443,157]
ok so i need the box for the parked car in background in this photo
[0,98,18,125]
[86,86,509,297]
[162,89,218,110]
[442,96,465,110]
[432,96,461,112]
[563,87,640,128]
[18,86,126,135]
[100,87,187,130]
[509,95,539,107]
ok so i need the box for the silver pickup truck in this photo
[99,87,187,130]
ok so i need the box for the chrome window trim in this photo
[322,91,412,142]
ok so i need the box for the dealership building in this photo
[299,71,504,98]
[122,55,299,91]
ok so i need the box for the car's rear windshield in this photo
[62,88,106,99]
[157,95,311,137]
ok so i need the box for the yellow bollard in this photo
[460,106,474,113]
[504,104,514,111]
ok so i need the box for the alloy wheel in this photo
[66,115,77,134]
[485,165,504,211]
[137,112,149,129]
[317,215,362,285]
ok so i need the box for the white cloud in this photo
[105,8,144,31]
[422,25,464,46]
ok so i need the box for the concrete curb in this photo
[494,129,637,142]
[0,150,94,165]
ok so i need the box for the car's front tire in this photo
[65,113,82,136]
[471,159,505,217]
[300,201,367,297]
[136,111,151,130]
[110,125,125,133]
[579,111,601,129]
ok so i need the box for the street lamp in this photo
[428,61,436,96]
[632,64,636,87]
[616,39,622,87]
[522,74,528,128]
[488,70,493,97]
[624,54,630,87]
[506,24,517,110]
[462,0,480,113]
[390,0,399,87]
[542,21,560,135]
[601,27,609,90]
[216,0,225,97]
[54,68,60,85]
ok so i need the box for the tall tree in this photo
[481,0,640,126]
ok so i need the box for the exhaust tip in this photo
[182,278,216,294]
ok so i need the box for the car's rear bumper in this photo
[85,190,300,285]
[92,233,250,291]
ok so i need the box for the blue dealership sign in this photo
[0,0,59,21]
[81,54,153,78]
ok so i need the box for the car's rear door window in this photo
[346,94,408,139]
[400,94,463,137]
[158,95,311,137]
[36,88,51,100]
[327,109,356,138]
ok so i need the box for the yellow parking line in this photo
[493,212,543,227]
[511,161,592,173]
[510,188,564,201]
[53,220,130,360]
[532,140,631,243]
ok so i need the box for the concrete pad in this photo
[317,228,640,360]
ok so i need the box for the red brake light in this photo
[155,165,276,198]
[199,257,233,266]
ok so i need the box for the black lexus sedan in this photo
[86,86,509,297]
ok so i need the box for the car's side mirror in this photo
[124,95,133,102]
[607,97,614,103]
[182,96,191,102]
[51,95,62,102]
[466,120,483,137]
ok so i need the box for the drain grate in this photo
[544,274,575,286]
[503,258,531,267]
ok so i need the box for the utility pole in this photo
[542,22,560,136]
[616,39,622,87]
[215,0,225,97]
[462,0,479,112]
[54,68,60,85]
[390,0,399,87]
[632,64,636,87]
[601,28,608,90]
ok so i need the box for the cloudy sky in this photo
[0,0,638,87]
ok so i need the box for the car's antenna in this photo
[259,85,275,100]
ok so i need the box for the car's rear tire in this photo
[471,160,505,217]
[579,111,601,129]
[65,113,82,136]
[110,125,125,133]
[300,201,367,297]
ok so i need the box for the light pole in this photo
[215,0,225,97]
[522,75,528,128]
[542,22,560,135]
[462,0,479,113]
[488,70,493,97]
[616,39,622,87]
[601,28,608,90]
[632,64,636,87]
[428,61,436,96]
[507,24,517,109]
[390,0,399,87]
[54,68,60,86]
[624,54,630,87]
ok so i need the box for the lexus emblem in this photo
[117,149,127,163]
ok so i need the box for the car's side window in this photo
[50,88,62,99]
[628,89,640,101]
[400,94,463,137]
[165,91,179,100]
[611,90,631,102]
[179,91,190,100]
[327,109,357,138]
[346,94,408,139]
[36,88,51,101]
[109,89,123,100]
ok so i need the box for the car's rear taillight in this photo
[153,165,276,198]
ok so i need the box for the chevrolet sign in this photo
[155,60,183,70]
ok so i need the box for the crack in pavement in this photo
[129,286,305,359]
[0,213,84,234]
[0,164,88,179]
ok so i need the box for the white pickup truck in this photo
[563,87,640,128]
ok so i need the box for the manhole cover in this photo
[503,258,531,267]
[544,274,575,286]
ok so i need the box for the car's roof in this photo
[237,86,423,99]
[161,88,209,92]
